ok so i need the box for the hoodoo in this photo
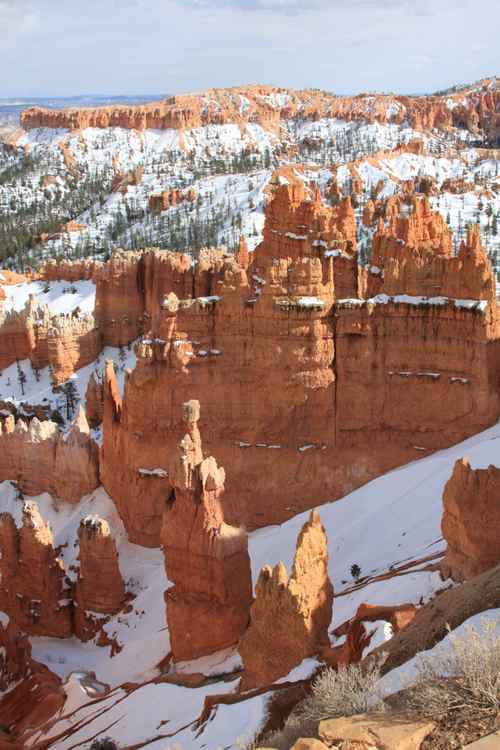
[162,399,253,661]
[441,456,500,581]
[74,516,125,641]
[239,510,333,689]
[0,503,71,639]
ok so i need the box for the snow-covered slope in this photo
[3,108,497,275]
[1,279,95,316]
[13,419,500,749]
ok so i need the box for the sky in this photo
[0,0,498,98]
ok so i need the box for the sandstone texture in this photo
[162,400,253,661]
[441,457,500,581]
[85,370,104,427]
[92,181,500,547]
[1,176,498,551]
[0,502,72,638]
[239,510,333,690]
[0,502,125,644]
[0,616,31,692]
[0,613,64,747]
[74,515,125,640]
[0,294,100,382]
[0,409,99,503]
[323,602,417,667]
[319,714,435,750]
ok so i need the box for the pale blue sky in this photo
[1,0,498,97]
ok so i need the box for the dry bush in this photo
[407,618,500,724]
[258,659,384,750]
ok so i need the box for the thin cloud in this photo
[0,0,497,97]
[0,0,36,36]
[175,0,432,11]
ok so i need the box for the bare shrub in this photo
[407,617,500,723]
[89,740,119,750]
[258,659,384,750]
[297,660,385,724]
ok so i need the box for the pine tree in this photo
[16,361,26,397]
[62,380,79,420]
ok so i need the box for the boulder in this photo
[319,713,435,749]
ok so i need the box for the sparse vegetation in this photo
[257,660,383,750]
[89,739,119,750]
[400,618,500,748]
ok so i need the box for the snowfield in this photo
[1,279,96,316]
[4,417,498,748]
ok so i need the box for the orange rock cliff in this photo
[19,82,500,146]
[0,181,499,548]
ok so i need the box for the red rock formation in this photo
[39,257,100,282]
[20,81,500,143]
[0,663,64,746]
[149,187,196,213]
[323,602,417,667]
[441,456,500,581]
[94,251,146,346]
[334,299,500,463]
[380,223,496,301]
[47,314,101,386]
[0,502,72,638]
[95,180,500,545]
[111,166,144,193]
[0,292,100,382]
[239,510,333,690]
[94,249,194,346]
[60,219,87,233]
[0,616,31,692]
[258,182,357,263]
[371,195,453,270]
[235,235,250,270]
[54,407,100,500]
[362,199,376,227]
[0,410,99,503]
[0,620,66,747]
[0,296,50,370]
[99,245,338,542]
[74,516,125,641]
[162,399,253,661]
[85,371,104,427]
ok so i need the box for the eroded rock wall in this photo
[0,409,99,503]
[19,82,500,143]
[97,186,500,547]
